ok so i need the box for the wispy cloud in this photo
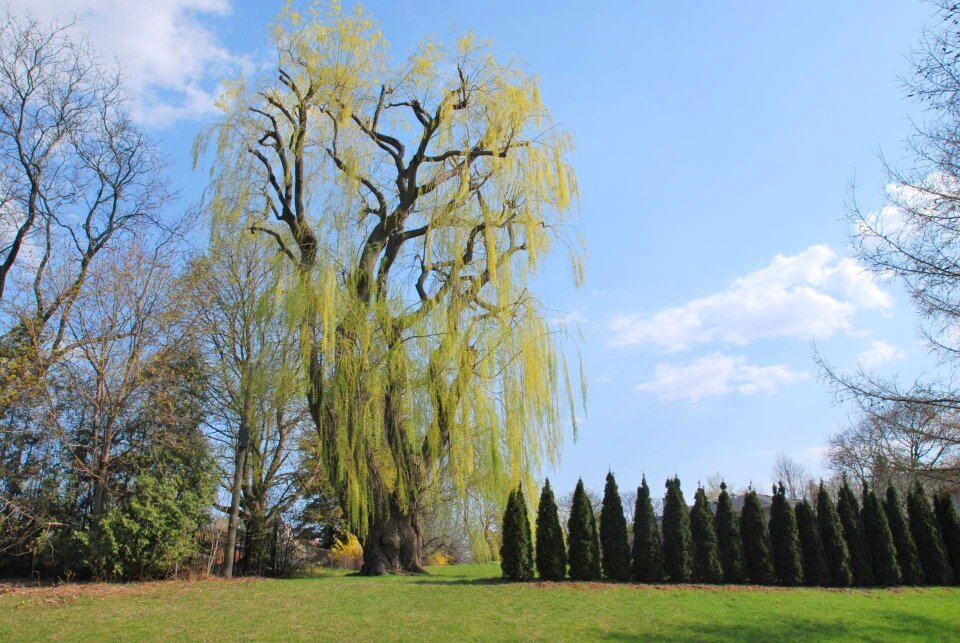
[12,0,250,127]
[856,339,905,369]
[635,353,810,403]
[610,245,891,351]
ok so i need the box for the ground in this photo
[1,564,959,641]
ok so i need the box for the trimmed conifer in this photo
[689,486,723,583]
[933,490,960,585]
[740,489,774,584]
[599,472,631,580]
[662,477,693,582]
[568,478,600,580]
[500,487,534,580]
[769,483,803,586]
[535,479,566,580]
[589,507,602,579]
[632,476,664,582]
[884,484,924,586]
[794,498,828,586]
[861,483,901,586]
[907,481,952,585]
[714,481,744,583]
[837,477,874,586]
[816,482,852,587]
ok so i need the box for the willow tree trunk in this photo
[359,495,426,576]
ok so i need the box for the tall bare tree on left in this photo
[0,10,171,405]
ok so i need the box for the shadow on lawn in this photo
[593,611,959,642]
[410,576,509,586]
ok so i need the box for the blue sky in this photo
[18,0,939,497]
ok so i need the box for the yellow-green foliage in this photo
[197,1,583,541]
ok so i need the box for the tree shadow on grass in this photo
[593,611,959,642]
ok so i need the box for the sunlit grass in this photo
[1,563,958,641]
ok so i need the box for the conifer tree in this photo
[689,486,723,583]
[933,490,960,585]
[739,489,774,584]
[907,481,952,585]
[884,484,924,586]
[816,482,852,587]
[861,483,901,586]
[794,499,828,586]
[714,481,744,583]
[768,483,803,586]
[535,479,566,581]
[632,476,664,582]
[837,477,874,586]
[500,487,534,580]
[662,477,693,582]
[568,479,600,580]
[599,472,631,580]
[589,507,602,579]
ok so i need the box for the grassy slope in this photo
[1,564,959,641]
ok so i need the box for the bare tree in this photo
[0,11,170,397]
[771,452,811,500]
[826,401,960,493]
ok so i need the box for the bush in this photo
[714,481,744,584]
[837,478,874,586]
[768,483,803,586]
[330,534,364,570]
[907,481,952,585]
[535,479,567,580]
[861,484,901,586]
[500,486,534,581]
[689,486,722,583]
[567,478,600,580]
[83,470,215,581]
[933,490,960,585]
[662,477,693,582]
[632,476,664,582]
[794,499,827,586]
[816,482,852,587]
[599,472,631,580]
[739,490,774,585]
[884,484,924,585]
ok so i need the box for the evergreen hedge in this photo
[837,478,874,586]
[568,478,601,580]
[662,477,693,582]
[714,481,744,583]
[884,484,924,585]
[907,481,952,585]
[500,486,534,581]
[816,482,852,587]
[740,489,775,585]
[632,476,664,582]
[794,498,827,586]
[599,472,631,580]
[689,486,723,583]
[933,490,960,585]
[768,483,803,586]
[534,479,566,581]
[861,483,901,586]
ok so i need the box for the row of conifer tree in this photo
[500,473,960,586]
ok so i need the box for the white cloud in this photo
[10,0,248,127]
[610,245,891,351]
[635,353,810,403]
[856,339,905,369]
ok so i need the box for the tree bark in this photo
[359,495,426,576]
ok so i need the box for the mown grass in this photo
[1,563,959,641]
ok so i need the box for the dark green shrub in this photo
[768,483,803,586]
[740,489,774,585]
[599,472,631,580]
[794,499,827,586]
[861,484,901,586]
[662,477,693,582]
[689,486,723,583]
[568,479,600,580]
[714,481,744,583]
[631,476,664,582]
[535,479,566,580]
[884,484,924,585]
[837,478,874,586]
[907,481,952,585]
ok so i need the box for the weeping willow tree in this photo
[197,3,583,574]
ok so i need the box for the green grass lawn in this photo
[1,564,959,641]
